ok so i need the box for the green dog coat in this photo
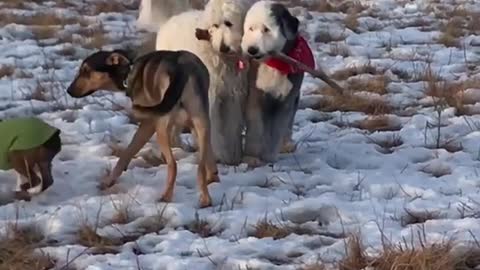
[0,117,59,170]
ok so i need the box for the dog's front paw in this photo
[243,156,265,168]
[158,192,173,203]
[198,194,212,208]
[99,176,117,190]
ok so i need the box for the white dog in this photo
[241,1,315,166]
[136,0,254,166]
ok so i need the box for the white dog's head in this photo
[241,1,299,59]
[203,0,253,54]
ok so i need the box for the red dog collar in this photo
[265,36,315,75]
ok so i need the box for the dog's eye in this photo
[263,26,270,33]
[212,23,219,28]
[224,20,232,27]
[249,26,254,31]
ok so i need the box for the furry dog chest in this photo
[0,117,59,170]
[255,36,315,99]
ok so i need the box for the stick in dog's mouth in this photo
[269,51,345,94]
[195,28,345,94]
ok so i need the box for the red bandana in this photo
[265,36,315,75]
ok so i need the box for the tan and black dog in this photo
[66,49,219,207]
[0,117,61,201]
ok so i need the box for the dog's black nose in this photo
[220,43,230,53]
[247,46,259,56]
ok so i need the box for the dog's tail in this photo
[136,0,200,32]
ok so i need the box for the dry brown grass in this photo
[0,12,78,26]
[31,26,57,40]
[344,13,359,32]
[0,222,55,270]
[56,46,76,57]
[76,224,122,254]
[466,11,480,35]
[368,132,403,154]
[438,16,465,48]
[432,6,480,35]
[186,212,219,238]
[252,220,292,240]
[338,234,475,270]
[332,64,381,81]
[436,142,463,153]
[93,2,126,14]
[370,243,458,270]
[0,65,14,79]
[250,218,314,240]
[348,75,389,95]
[0,0,25,9]
[328,43,350,57]
[398,209,443,227]
[313,92,392,115]
[339,234,368,270]
[29,82,48,101]
[423,66,480,116]
[110,199,134,225]
[82,29,108,49]
[354,116,401,132]
[315,31,347,43]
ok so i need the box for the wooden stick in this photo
[195,28,345,94]
[270,51,345,94]
[195,28,210,41]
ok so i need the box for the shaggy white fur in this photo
[241,1,287,57]
[136,0,255,165]
[241,0,303,165]
[242,0,293,99]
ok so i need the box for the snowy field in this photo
[1,0,480,269]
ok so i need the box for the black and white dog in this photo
[241,1,315,166]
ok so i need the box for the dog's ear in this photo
[106,52,130,66]
[271,3,299,40]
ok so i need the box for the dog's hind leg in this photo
[8,151,40,191]
[155,117,178,203]
[101,121,156,189]
[38,131,61,191]
[280,95,299,154]
[38,162,53,192]
[183,81,216,206]
[190,114,213,208]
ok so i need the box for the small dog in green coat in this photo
[0,117,61,200]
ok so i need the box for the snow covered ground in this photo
[1,0,480,269]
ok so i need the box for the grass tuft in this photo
[0,65,14,79]
[76,224,121,255]
[399,208,443,227]
[0,222,55,270]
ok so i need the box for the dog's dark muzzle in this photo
[220,43,231,53]
[66,80,94,98]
